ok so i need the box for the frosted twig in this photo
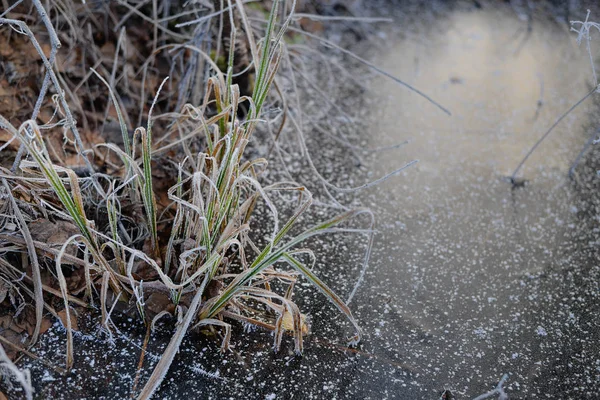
[11,0,61,172]
[510,85,599,183]
[30,0,61,120]
[282,24,452,116]
[345,209,375,305]
[472,374,509,400]
[176,3,236,27]
[0,15,106,196]
[571,10,600,86]
[512,9,600,182]
[0,0,24,18]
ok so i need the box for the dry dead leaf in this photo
[0,82,16,97]
[28,219,80,246]
[0,280,9,305]
[144,292,176,318]
[0,315,15,330]
[57,308,79,331]
[0,37,13,57]
[0,329,24,360]
[298,17,324,34]
[100,41,116,59]
[281,311,310,336]
[39,316,53,336]
[12,307,38,337]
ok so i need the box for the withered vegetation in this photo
[0,1,379,398]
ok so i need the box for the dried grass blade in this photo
[1,179,43,345]
[55,235,83,370]
[136,275,210,400]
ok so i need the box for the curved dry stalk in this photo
[240,286,304,353]
[511,85,598,182]
[1,179,43,346]
[135,275,210,400]
[191,318,232,352]
[55,234,85,370]
[254,18,452,116]
[282,253,361,345]
[90,69,132,159]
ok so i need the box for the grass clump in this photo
[0,0,374,397]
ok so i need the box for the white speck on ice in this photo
[41,370,56,382]
[536,326,548,336]
[473,327,487,339]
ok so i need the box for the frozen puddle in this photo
[358,2,600,398]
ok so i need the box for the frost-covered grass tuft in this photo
[0,1,377,398]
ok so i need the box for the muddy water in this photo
[11,3,600,400]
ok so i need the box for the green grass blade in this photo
[282,252,361,344]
